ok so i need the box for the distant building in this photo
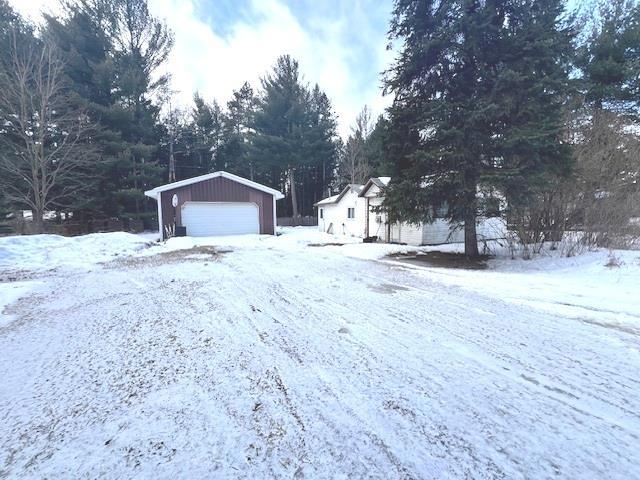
[314,177,505,246]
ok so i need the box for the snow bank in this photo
[0,227,378,271]
[0,232,154,271]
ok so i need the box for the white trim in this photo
[144,171,284,200]
[181,200,260,206]
[272,195,277,235]
[157,191,164,239]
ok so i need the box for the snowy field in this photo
[0,227,639,479]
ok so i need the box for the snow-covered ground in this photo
[0,228,639,478]
[0,280,41,329]
[386,244,640,333]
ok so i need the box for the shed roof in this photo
[144,171,285,200]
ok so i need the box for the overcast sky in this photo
[10,0,395,138]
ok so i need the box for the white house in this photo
[315,184,365,236]
[315,177,505,246]
[359,177,468,245]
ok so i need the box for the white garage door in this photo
[181,202,260,237]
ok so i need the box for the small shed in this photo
[145,171,284,239]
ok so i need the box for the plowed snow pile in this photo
[0,232,154,270]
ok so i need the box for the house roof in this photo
[144,171,285,200]
[314,184,363,207]
[359,177,391,197]
[373,177,391,187]
[315,194,340,206]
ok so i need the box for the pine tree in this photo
[251,56,339,220]
[45,7,120,220]
[46,0,173,226]
[0,0,32,61]
[366,116,392,177]
[576,0,640,115]
[384,0,572,256]
[110,0,173,223]
[491,0,574,206]
[251,55,311,220]
[302,84,340,211]
[190,93,224,174]
[218,82,257,178]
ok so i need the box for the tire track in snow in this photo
[219,249,640,478]
[1,246,639,479]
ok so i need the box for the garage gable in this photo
[144,172,283,238]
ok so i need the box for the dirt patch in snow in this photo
[390,251,491,270]
[0,269,57,283]
[368,283,411,294]
[308,242,347,247]
[105,246,225,268]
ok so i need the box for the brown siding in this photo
[159,176,274,238]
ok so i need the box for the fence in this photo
[277,216,317,227]
[9,217,146,237]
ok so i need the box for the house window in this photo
[347,208,355,219]
[320,208,324,219]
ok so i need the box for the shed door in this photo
[181,202,259,236]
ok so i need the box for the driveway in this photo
[0,235,639,479]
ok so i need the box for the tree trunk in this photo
[322,159,326,197]
[462,169,480,257]
[133,156,139,215]
[464,209,479,258]
[32,209,45,234]
[289,167,299,226]
[168,139,176,182]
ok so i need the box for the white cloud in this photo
[9,0,393,138]
[7,0,61,22]
[148,0,391,137]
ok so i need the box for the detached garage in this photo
[145,171,284,239]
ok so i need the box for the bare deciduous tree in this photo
[340,135,369,185]
[573,110,640,247]
[339,105,373,186]
[507,109,640,258]
[0,35,97,232]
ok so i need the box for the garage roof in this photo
[144,171,285,200]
